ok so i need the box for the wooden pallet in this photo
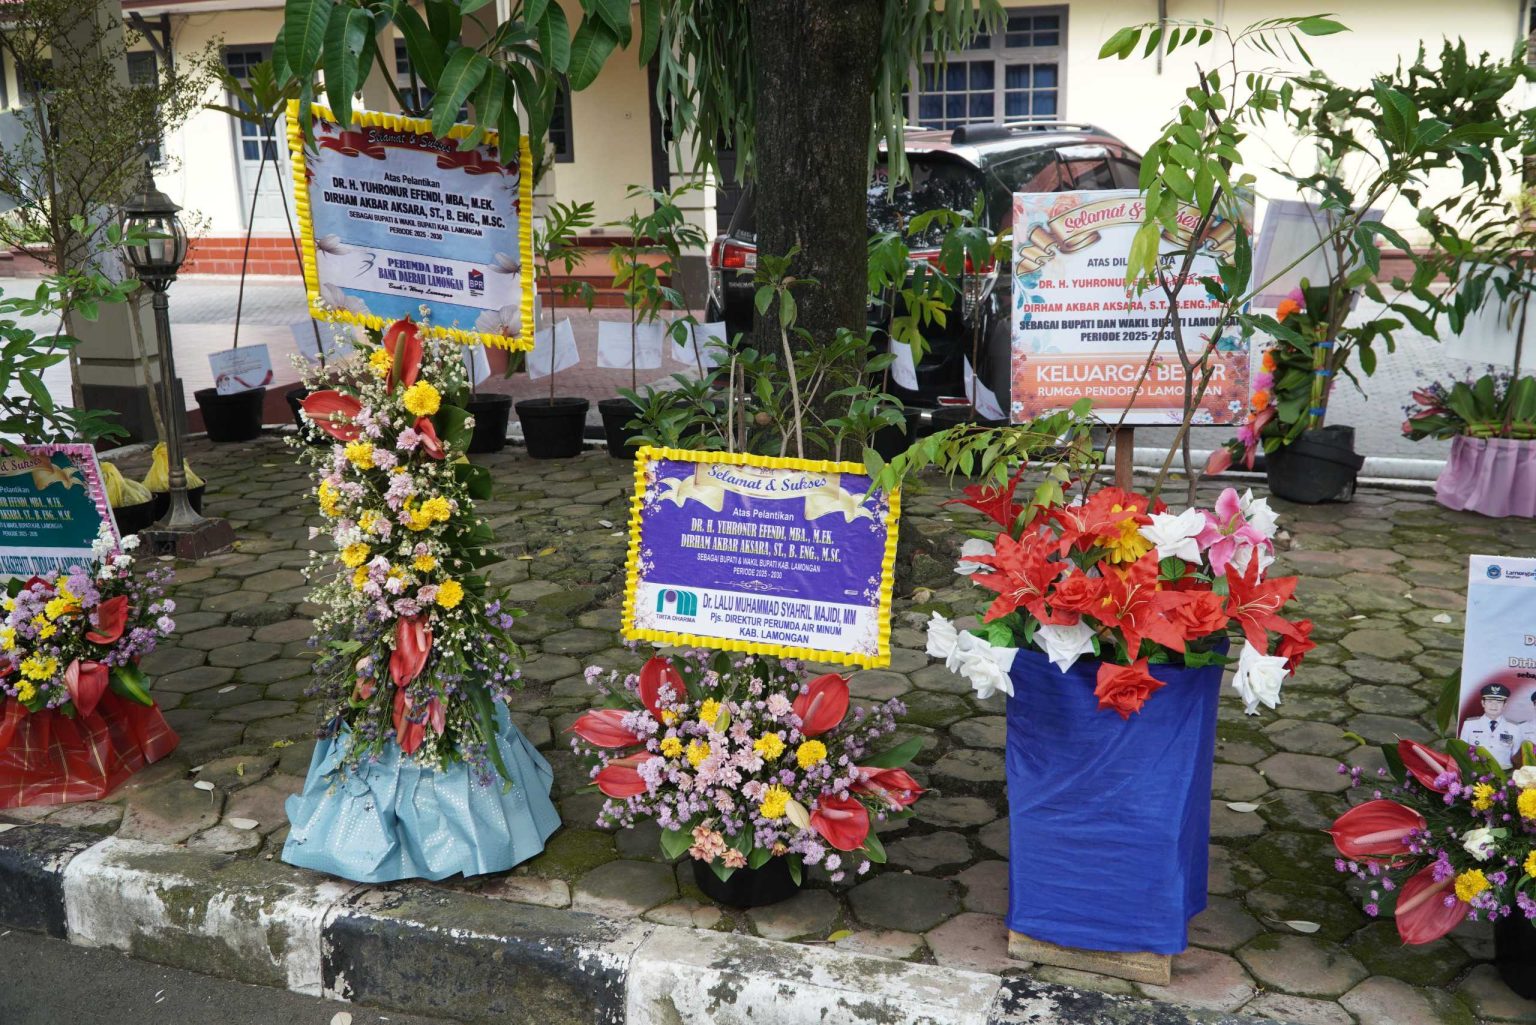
[1008,931,1172,986]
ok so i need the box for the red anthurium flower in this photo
[637,656,686,720]
[1394,864,1467,945]
[84,594,129,645]
[568,708,642,749]
[1222,559,1300,650]
[944,466,1026,529]
[792,674,850,737]
[595,753,656,798]
[393,686,425,755]
[64,659,109,718]
[1086,554,1191,655]
[415,417,446,460]
[971,531,1064,624]
[1205,447,1235,476]
[300,390,364,442]
[1093,657,1165,719]
[383,318,423,391]
[1398,738,1457,792]
[810,793,871,851]
[389,615,432,687]
[427,697,446,735]
[1276,619,1316,671]
[852,766,924,809]
[1327,799,1424,860]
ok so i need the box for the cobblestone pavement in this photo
[5,431,1536,1025]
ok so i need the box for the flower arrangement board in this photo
[0,445,116,580]
[1455,555,1536,769]
[288,101,535,352]
[622,448,900,668]
[1010,190,1252,425]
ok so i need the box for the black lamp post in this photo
[121,174,235,560]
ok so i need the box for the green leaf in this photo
[786,856,802,887]
[659,825,692,860]
[394,2,445,86]
[424,0,462,49]
[109,664,154,706]
[432,49,490,137]
[567,16,619,91]
[453,461,493,500]
[1098,25,1140,60]
[1434,671,1461,737]
[1295,16,1347,36]
[747,846,772,869]
[283,0,331,78]
[637,0,661,63]
[862,735,923,769]
[322,4,372,128]
[466,682,512,782]
[1380,741,1406,784]
[590,0,629,37]
[863,830,888,865]
[537,2,572,73]
[435,403,475,454]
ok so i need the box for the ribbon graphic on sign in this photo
[1014,196,1240,276]
[0,455,82,492]
[318,130,387,160]
[656,465,874,522]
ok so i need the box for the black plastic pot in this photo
[195,386,265,443]
[871,407,927,461]
[1265,425,1364,504]
[465,393,513,454]
[149,485,205,522]
[598,397,642,459]
[515,397,590,459]
[111,500,156,536]
[930,404,1007,431]
[285,386,327,446]
[1494,908,1536,998]
[692,857,800,909]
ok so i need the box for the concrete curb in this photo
[0,822,1289,1025]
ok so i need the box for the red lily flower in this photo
[1327,799,1424,861]
[300,390,364,442]
[383,318,423,391]
[1093,658,1165,719]
[637,656,686,720]
[1398,738,1457,792]
[1394,865,1466,945]
[1085,554,1191,656]
[1048,488,1154,555]
[1222,559,1301,650]
[389,615,432,686]
[970,531,1064,624]
[810,793,871,851]
[1276,619,1316,671]
[64,659,109,717]
[852,766,924,809]
[944,466,1025,529]
[568,708,643,749]
[393,686,425,755]
[85,595,129,645]
[792,674,850,737]
[595,752,656,798]
[415,417,445,460]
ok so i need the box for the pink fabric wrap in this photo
[1435,436,1536,518]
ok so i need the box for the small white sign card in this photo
[669,319,729,369]
[527,319,580,380]
[597,320,664,370]
[209,344,274,395]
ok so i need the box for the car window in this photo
[990,149,1065,195]
[867,158,982,245]
[1110,155,1144,190]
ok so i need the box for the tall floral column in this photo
[281,318,559,883]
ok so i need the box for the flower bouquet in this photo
[1402,371,1536,518]
[282,317,560,883]
[0,530,179,807]
[925,478,1309,957]
[570,650,923,907]
[1329,738,1536,996]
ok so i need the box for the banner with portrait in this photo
[289,102,535,351]
[622,448,900,668]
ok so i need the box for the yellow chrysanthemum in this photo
[1103,516,1154,565]
[660,710,677,725]
[1454,868,1490,903]
[402,381,441,417]
[54,579,76,602]
[19,654,57,681]
[352,565,370,590]
[685,740,711,768]
[344,441,375,470]
[14,679,35,703]
[659,736,683,758]
[412,553,437,572]
[403,500,434,532]
[0,626,14,651]
[368,348,393,377]
[435,579,465,609]
[753,732,785,761]
[340,542,371,568]
[420,496,452,523]
[758,785,790,820]
[1518,788,1536,820]
[37,623,56,640]
[1525,850,1536,878]
[317,480,342,517]
[1471,782,1496,812]
[699,698,722,727]
[795,739,828,769]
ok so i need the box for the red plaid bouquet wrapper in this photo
[0,692,177,808]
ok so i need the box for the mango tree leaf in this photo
[393,2,445,86]
[322,5,372,127]
[283,0,331,78]
[431,48,490,138]
[567,16,618,91]
[537,2,572,73]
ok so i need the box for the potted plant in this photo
[1402,370,1536,516]
[600,183,708,459]
[925,479,1310,959]
[569,650,923,906]
[516,200,596,459]
[0,527,179,807]
[1328,733,1536,997]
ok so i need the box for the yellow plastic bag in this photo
[101,461,152,507]
[143,443,204,493]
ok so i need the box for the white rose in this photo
[1229,542,1276,579]
[1462,827,1497,862]
[925,612,959,663]
[953,634,1016,700]
[1138,508,1206,563]
[1511,767,1536,789]
[1230,641,1289,715]
[1240,489,1280,539]
[1034,620,1098,674]
[955,538,996,576]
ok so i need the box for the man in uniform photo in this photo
[1459,683,1522,768]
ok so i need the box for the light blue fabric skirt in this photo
[281,705,561,883]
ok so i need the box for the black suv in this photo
[706,122,1143,406]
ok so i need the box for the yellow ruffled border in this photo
[286,100,535,353]
[620,446,901,669]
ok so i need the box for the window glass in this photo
[867,159,982,244]
[913,9,1065,129]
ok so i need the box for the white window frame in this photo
[908,5,1068,129]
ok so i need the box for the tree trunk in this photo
[747,0,882,406]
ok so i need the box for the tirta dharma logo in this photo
[1488,564,1503,580]
[657,589,699,617]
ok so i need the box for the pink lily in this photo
[1196,487,1270,575]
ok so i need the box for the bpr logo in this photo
[657,589,699,618]
[1488,564,1503,580]
[467,268,485,296]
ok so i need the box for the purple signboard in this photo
[622,448,900,668]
